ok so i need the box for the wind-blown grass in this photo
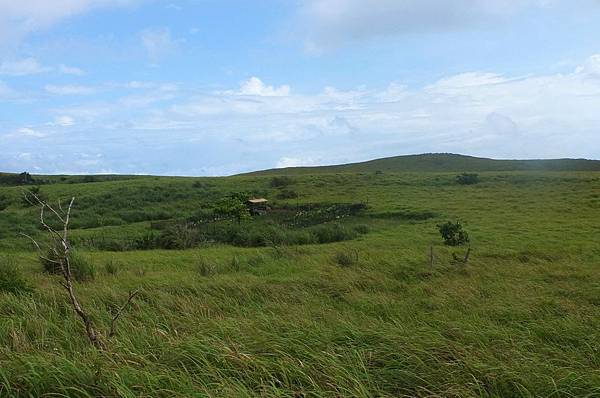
[0,169,599,396]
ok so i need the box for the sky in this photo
[1,0,600,176]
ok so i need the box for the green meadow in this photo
[0,156,599,397]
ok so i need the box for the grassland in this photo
[0,159,599,397]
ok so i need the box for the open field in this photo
[0,158,599,397]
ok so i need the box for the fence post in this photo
[430,246,434,267]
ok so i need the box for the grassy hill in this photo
[247,153,600,175]
[0,165,599,396]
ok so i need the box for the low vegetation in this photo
[0,163,598,396]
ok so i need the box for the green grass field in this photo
[0,156,599,397]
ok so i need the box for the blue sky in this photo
[1,0,600,175]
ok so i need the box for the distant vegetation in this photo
[248,153,600,175]
[0,156,598,396]
[456,172,480,185]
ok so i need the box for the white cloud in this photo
[237,77,291,97]
[276,156,318,168]
[17,127,46,138]
[0,0,141,44]
[575,54,600,78]
[45,84,96,95]
[7,55,600,174]
[0,58,51,76]
[140,27,177,62]
[55,116,75,126]
[59,64,85,75]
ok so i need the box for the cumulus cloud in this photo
[298,0,570,49]
[237,77,291,97]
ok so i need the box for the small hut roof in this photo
[248,198,268,204]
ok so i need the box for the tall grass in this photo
[0,170,599,396]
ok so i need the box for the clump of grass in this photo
[229,256,242,271]
[0,257,32,295]
[104,259,120,275]
[70,252,96,282]
[333,249,358,267]
[39,248,96,282]
[196,257,217,277]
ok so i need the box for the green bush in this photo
[40,247,63,274]
[313,223,358,244]
[70,252,96,282]
[456,173,480,185]
[353,224,370,234]
[158,224,200,249]
[270,176,294,188]
[276,189,299,199]
[0,193,11,211]
[0,257,32,295]
[333,250,358,267]
[438,221,470,246]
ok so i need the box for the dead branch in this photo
[109,290,140,338]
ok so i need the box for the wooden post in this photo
[430,246,434,267]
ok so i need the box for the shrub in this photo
[456,173,480,185]
[438,221,470,246]
[70,252,96,282]
[333,250,358,267]
[353,224,370,234]
[0,257,32,295]
[158,224,199,249]
[313,223,357,244]
[276,189,299,200]
[270,176,294,188]
[40,247,63,274]
[0,193,10,211]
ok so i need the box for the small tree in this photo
[438,221,470,246]
[214,193,251,224]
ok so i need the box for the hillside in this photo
[246,153,600,175]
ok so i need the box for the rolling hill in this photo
[246,153,600,175]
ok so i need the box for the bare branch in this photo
[109,290,140,338]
